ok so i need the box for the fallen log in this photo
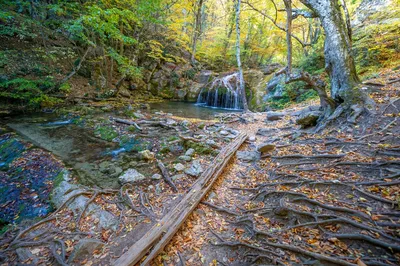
[113,117,142,131]
[114,132,248,266]
[156,159,178,192]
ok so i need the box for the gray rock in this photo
[266,111,286,121]
[261,63,282,75]
[206,139,219,148]
[219,130,229,136]
[114,167,123,176]
[99,161,112,174]
[248,136,256,142]
[174,163,185,172]
[185,160,203,177]
[97,210,118,230]
[176,89,187,99]
[139,150,155,160]
[171,174,186,181]
[152,174,162,180]
[133,112,145,119]
[52,180,118,230]
[178,155,192,162]
[237,151,260,162]
[166,118,177,126]
[256,128,278,136]
[257,143,276,153]
[68,239,104,263]
[185,148,195,156]
[291,105,320,116]
[296,110,322,128]
[226,128,239,135]
[181,120,191,127]
[119,168,146,183]
[16,248,39,265]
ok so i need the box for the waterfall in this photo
[196,72,244,110]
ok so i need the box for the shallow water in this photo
[1,102,236,188]
[150,101,241,120]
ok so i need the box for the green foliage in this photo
[296,50,325,75]
[94,125,118,141]
[184,141,216,155]
[0,77,62,108]
[59,82,71,93]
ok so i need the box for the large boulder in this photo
[51,173,118,230]
[118,168,146,184]
[68,239,104,263]
[296,110,323,128]
[243,70,270,111]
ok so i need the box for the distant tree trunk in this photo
[300,0,361,104]
[191,0,204,64]
[235,0,249,111]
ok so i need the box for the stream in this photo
[0,102,239,224]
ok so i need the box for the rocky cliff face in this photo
[352,0,400,75]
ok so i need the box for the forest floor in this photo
[154,70,400,266]
[0,70,399,266]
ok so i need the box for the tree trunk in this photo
[191,0,204,63]
[300,0,360,104]
[235,0,249,112]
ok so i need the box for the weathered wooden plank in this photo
[114,133,248,266]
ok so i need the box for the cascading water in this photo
[196,72,244,110]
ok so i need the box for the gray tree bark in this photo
[300,0,361,104]
[191,0,205,64]
[235,0,249,111]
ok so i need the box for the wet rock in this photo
[118,168,146,184]
[237,151,260,162]
[185,148,195,156]
[174,163,185,172]
[178,155,192,162]
[171,174,186,181]
[185,160,203,177]
[257,143,276,153]
[151,174,162,180]
[195,70,214,84]
[139,150,155,160]
[68,239,104,263]
[296,110,322,128]
[266,111,286,121]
